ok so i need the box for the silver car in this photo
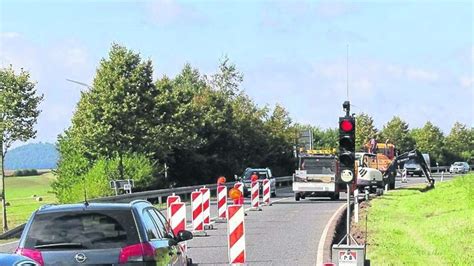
[449,162,470,174]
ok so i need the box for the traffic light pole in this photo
[346,184,351,245]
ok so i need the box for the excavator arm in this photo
[383,149,435,188]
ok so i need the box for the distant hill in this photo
[4,142,58,170]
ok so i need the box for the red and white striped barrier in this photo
[250,181,261,211]
[216,185,227,222]
[227,205,245,264]
[262,179,271,206]
[170,202,186,236]
[166,193,181,222]
[234,182,243,194]
[233,182,244,205]
[199,187,211,229]
[191,190,207,236]
[170,202,188,253]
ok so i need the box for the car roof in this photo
[36,200,151,214]
[245,168,269,171]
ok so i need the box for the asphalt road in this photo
[186,186,344,265]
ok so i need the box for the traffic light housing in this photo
[338,115,355,183]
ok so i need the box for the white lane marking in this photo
[316,203,346,266]
[0,240,19,247]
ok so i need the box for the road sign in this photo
[338,250,357,266]
[123,183,131,191]
[332,244,365,266]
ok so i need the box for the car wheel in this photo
[295,193,300,201]
[376,188,383,196]
[187,257,193,266]
[271,190,276,197]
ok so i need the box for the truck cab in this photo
[292,151,341,201]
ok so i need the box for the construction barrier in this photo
[217,185,227,222]
[227,205,245,264]
[250,181,261,211]
[262,179,271,206]
[401,168,407,183]
[166,193,181,222]
[199,187,211,229]
[170,202,188,253]
[170,202,186,236]
[234,182,244,205]
[191,190,206,236]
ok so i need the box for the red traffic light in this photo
[340,119,354,132]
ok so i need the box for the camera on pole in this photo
[338,101,355,184]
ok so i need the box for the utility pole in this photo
[0,138,7,232]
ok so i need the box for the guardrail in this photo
[91,176,293,204]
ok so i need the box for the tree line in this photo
[52,44,298,202]
[354,113,473,165]
[2,44,472,205]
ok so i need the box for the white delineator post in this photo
[170,202,187,253]
[191,190,206,236]
[216,185,227,222]
[250,181,262,211]
[166,193,181,223]
[354,189,359,223]
[227,205,245,264]
[401,168,407,183]
[441,171,444,182]
[262,179,271,206]
[199,187,211,229]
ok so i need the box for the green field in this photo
[0,173,57,229]
[358,174,474,265]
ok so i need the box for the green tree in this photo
[313,127,338,148]
[69,43,157,177]
[445,122,473,162]
[0,66,43,231]
[209,55,243,97]
[355,113,377,151]
[410,122,445,165]
[379,116,415,152]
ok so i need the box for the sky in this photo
[1,0,473,147]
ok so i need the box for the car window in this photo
[142,209,163,240]
[24,210,139,250]
[148,208,174,239]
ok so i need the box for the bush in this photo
[13,169,39,176]
[54,153,156,203]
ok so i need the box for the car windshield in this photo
[24,210,139,250]
[300,157,336,175]
[243,170,268,180]
[453,162,463,166]
[405,159,418,165]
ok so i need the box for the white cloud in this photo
[0,32,21,39]
[148,0,201,25]
[315,0,358,18]
[460,76,473,88]
[405,68,439,82]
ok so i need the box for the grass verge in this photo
[0,173,57,229]
[354,174,474,265]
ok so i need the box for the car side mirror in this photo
[176,230,193,242]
